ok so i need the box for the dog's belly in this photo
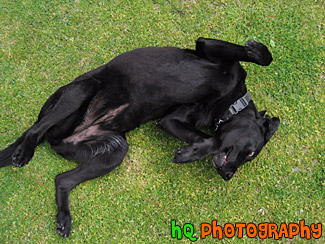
[64,46,247,139]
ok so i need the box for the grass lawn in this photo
[0,0,323,243]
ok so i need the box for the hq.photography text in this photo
[171,220,322,241]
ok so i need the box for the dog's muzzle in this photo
[213,151,234,181]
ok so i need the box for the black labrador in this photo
[0,38,279,237]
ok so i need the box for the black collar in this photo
[214,91,252,131]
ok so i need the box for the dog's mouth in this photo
[213,148,235,181]
[213,148,231,169]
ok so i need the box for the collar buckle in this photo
[228,91,251,115]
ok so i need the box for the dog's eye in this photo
[248,151,255,157]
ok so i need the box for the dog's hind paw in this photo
[57,212,71,238]
[12,144,34,168]
[245,40,273,66]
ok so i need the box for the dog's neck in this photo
[214,91,252,131]
[196,87,249,128]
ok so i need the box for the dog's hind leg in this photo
[0,78,100,168]
[0,132,27,168]
[195,37,273,66]
[52,132,128,238]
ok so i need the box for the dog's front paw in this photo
[245,40,273,66]
[173,145,198,163]
[57,211,72,238]
[12,144,34,168]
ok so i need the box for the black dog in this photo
[0,38,279,237]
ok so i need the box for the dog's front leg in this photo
[173,137,219,163]
[157,105,219,163]
[157,104,211,144]
[195,37,273,66]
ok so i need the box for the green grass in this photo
[0,0,323,243]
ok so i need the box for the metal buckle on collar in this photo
[215,118,228,131]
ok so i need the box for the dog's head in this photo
[213,103,280,180]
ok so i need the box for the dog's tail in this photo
[0,135,25,168]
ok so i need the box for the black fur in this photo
[0,38,279,237]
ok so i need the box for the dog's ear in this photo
[263,115,280,141]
